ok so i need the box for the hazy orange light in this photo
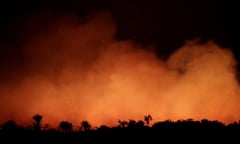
[0,12,239,128]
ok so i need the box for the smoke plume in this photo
[0,12,239,127]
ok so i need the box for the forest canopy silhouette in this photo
[1,114,240,143]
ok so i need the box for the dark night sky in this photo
[0,0,238,77]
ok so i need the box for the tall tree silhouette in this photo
[59,121,73,132]
[144,115,153,125]
[32,114,43,131]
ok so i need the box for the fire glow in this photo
[0,12,239,127]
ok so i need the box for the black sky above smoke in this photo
[0,0,237,79]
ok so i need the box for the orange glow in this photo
[0,12,239,128]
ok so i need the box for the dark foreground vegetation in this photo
[1,114,240,144]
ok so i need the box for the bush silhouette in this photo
[59,121,73,132]
[80,120,91,131]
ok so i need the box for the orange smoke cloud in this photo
[0,12,239,128]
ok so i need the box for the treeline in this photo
[0,114,240,144]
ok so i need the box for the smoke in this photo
[0,12,239,127]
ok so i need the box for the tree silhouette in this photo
[2,120,17,131]
[127,119,137,128]
[80,120,91,131]
[32,114,43,131]
[136,120,145,128]
[59,121,73,132]
[118,120,128,128]
[144,115,153,125]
